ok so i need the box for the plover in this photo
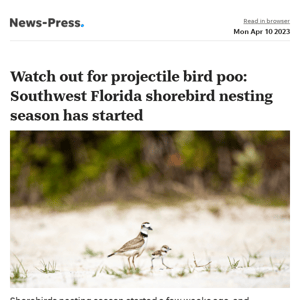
[151,245,172,269]
[107,222,153,269]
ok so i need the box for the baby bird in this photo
[151,245,172,269]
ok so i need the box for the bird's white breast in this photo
[138,237,148,254]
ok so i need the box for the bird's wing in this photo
[116,235,145,253]
[152,250,162,256]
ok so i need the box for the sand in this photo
[10,200,290,288]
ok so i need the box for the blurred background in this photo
[11,131,290,209]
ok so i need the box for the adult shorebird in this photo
[151,245,172,269]
[107,222,153,269]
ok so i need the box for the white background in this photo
[3,0,299,298]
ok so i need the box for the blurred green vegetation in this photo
[10,131,289,208]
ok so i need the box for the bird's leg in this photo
[162,257,172,269]
[132,256,136,270]
[151,258,154,270]
[128,256,132,270]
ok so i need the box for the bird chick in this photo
[151,245,172,269]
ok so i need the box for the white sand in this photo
[10,200,290,288]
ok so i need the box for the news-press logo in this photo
[10,18,84,28]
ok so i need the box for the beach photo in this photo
[10,131,290,288]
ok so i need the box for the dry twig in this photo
[193,252,212,267]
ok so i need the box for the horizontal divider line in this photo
[10,40,290,42]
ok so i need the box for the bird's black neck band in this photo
[141,232,148,238]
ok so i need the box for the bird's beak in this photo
[149,227,153,230]
[169,248,172,250]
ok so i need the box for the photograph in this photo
[10,131,290,288]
